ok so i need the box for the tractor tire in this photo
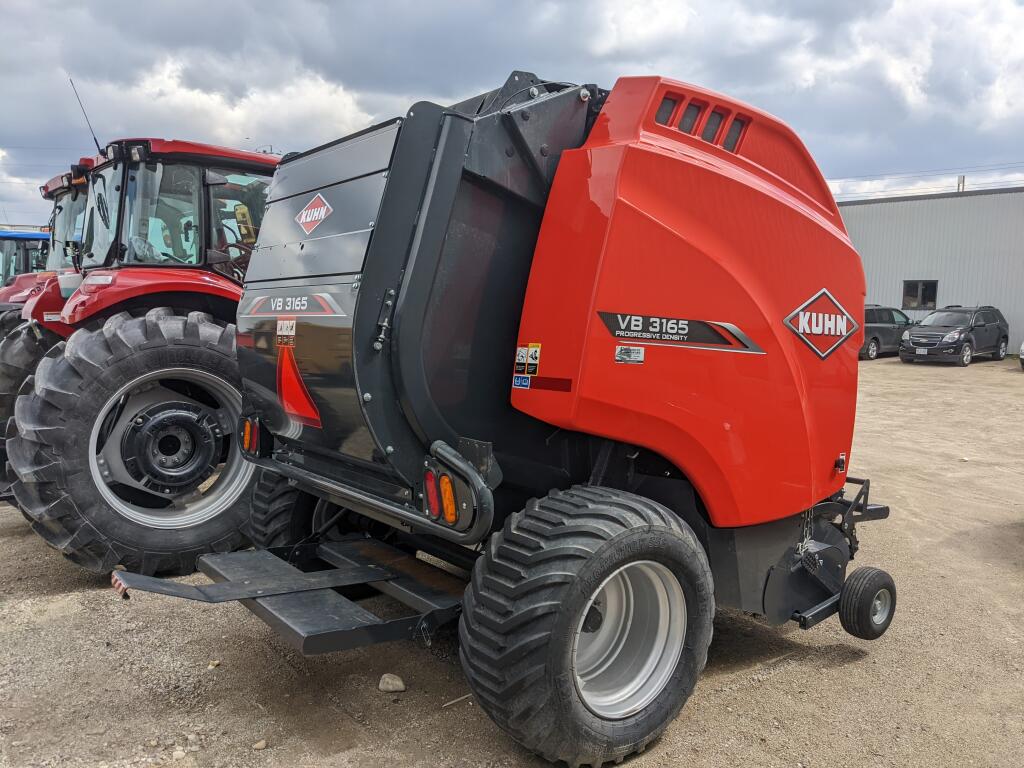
[249,469,399,549]
[0,321,62,500]
[0,309,23,339]
[249,469,318,548]
[8,308,255,575]
[459,486,714,767]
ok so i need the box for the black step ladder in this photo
[112,538,465,655]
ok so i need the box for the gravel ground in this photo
[1,356,1022,768]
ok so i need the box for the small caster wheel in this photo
[839,567,896,640]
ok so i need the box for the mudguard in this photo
[0,273,46,304]
[60,267,242,326]
[21,276,74,338]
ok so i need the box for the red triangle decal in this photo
[276,345,322,428]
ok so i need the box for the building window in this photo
[902,280,938,310]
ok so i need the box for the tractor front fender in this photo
[22,276,75,338]
[61,268,242,327]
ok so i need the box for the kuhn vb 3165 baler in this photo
[115,72,896,766]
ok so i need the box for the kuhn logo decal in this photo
[784,289,858,359]
[295,193,333,235]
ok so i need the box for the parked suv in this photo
[861,304,913,359]
[899,305,1009,366]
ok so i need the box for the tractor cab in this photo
[0,230,48,283]
[0,230,49,300]
[42,158,94,268]
[73,139,277,285]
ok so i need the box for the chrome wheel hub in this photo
[572,561,686,720]
[870,587,893,625]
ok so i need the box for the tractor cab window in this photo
[80,163,123,269]
[26,241,48,271]
[207,168,271,280]
[122,163,202,266]
[0,239,17,284]
[47,188,89,270]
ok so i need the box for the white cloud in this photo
[0,150,51,226]
[82,58,371,154]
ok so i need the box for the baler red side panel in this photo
[60,268,242,326]
[513,76,863,529]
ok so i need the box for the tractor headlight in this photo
[942,330,961,343]
[901,330,910,341]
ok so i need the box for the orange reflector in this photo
[424,470,440,518]
[276,345,322,428]
[242,420,252,451]
[439,474,457,525]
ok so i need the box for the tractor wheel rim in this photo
[88,367,254,529]
[572,560,686,720]
[870,587,893,625]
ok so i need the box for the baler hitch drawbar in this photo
[790,477,889,629]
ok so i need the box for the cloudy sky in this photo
[2,0,1023,224]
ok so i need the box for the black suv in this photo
[861,305,913,359]
[899,305,1010,366]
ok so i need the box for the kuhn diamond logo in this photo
[295,193,333,235]
[784,288,859,360]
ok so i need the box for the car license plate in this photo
[916,347,928,355]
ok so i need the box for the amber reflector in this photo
[439,474,457,525]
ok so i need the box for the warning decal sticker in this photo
[276,317,296,347]
[526,343,541,376]
[514,346,528,375]
[615,345,645,364]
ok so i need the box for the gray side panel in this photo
[237,280,376,460]
[247,173,384,282]
[267,122,399,203]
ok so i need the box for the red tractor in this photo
[0,159,93,499]
[5,138,278,574]
[0,160,94,321]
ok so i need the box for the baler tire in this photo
[839,566,896,640]
[8,308,254,575]
[249,469,318,548]
[459,485,714,768]
[0,321,62,502]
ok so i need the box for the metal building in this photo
[839,187,1024,352]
